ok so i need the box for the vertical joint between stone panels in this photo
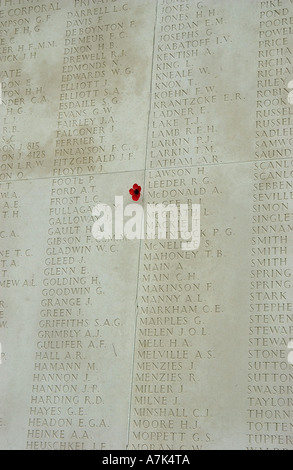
[125,0,159,450]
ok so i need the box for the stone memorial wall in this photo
[0,0,293,451]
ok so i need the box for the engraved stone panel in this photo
[0,0,293,451]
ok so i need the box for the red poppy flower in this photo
[129,184,141,201]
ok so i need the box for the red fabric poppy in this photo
[129,184,141,201]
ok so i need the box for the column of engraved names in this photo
[55,0,140,177]
[0,179,19,362]
[127,0,247,450]
[0,178,48,449]
[0,0,63,180]
[149,0,241,171]
[0,180,20,430]
[128,162,233,450]
[248,0,293,450]
[0,185,38,304]
[26,184,109,449]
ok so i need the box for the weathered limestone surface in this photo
[0,0,293,450]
